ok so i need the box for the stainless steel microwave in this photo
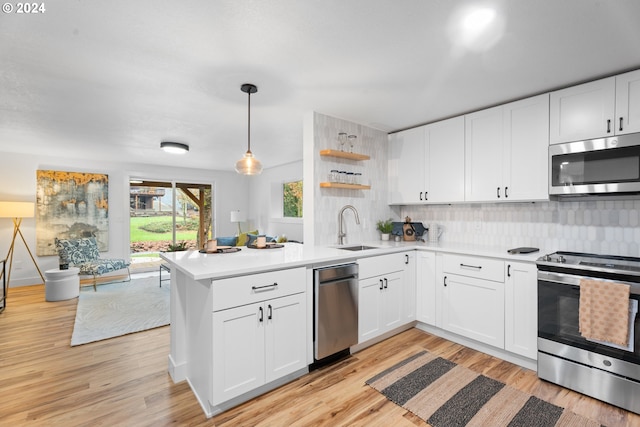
[549,133,640,196]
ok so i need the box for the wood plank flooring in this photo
[1,284,639,426]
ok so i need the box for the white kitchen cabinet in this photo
[465,94,549,202]
[504,261,537,359]
[210,267,307,406]
[388,126,426,204]
[402,251,416,322]
[427,117,466,203]
[465,105,503,202]
[615,69,640,135]
[416,251,436,325]
[550,69,640,144]
[212,292,306,405]
[358,252,412,343]
[358,271,403,343]
[503,94,550,200]
[388,116,465,204]
[440,254,505,348]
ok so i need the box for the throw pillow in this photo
[216,236,237,246]
[236,229,258,246]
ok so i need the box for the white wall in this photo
[248,160,304,242]
[0,151,248,287]
[304,112,393,246]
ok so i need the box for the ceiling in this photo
[1,0,640,172]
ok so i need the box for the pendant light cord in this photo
[247,90,251,153]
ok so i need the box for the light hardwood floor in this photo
[1,283,638,426]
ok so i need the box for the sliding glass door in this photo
[129,179,212,271]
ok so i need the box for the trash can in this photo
[45,267,80,301]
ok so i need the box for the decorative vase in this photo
[381,233,390,241]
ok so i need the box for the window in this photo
[283,180,303,218]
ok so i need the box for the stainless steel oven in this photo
[537,251,640,414]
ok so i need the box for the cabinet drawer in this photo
[212,267,306,311]
[358,252,408,279]
[443,254,504,282]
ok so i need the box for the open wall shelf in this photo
[319,150,370,161]
[320,182,371,190]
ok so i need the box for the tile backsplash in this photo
[401,199,640,257]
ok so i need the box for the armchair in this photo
[54,237,131,291]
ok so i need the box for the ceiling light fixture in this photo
[160,141,189,154]
[235,83,263,175]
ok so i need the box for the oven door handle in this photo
[538,270,640,295]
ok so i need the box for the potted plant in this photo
[376,218,394,241]
[165,241,189,252]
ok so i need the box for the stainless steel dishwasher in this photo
[314,263,359,362]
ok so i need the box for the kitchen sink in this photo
[338,245,379,251]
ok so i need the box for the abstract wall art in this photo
[36,170,109,256]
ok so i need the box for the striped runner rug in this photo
[366,350,605,427]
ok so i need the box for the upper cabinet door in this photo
[427,116,465,203]
[503,93,549,201]
[549,77,616,144]
[388,126,426,204]
[615,69,640,135]
[465,105,504,202]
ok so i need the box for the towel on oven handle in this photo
[585,299,638,352]
[579,278,633,348]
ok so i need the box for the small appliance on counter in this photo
[391,218,426,241]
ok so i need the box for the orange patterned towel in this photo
[579,279,631,347]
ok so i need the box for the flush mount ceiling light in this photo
[160,141,189,154]
[235,83,263,175]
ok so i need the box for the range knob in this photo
[541,254,552,262]
[557,255,566,263]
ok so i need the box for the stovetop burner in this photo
[537,251,640,276]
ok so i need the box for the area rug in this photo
[71,275,169,346]
[366,350,604,427]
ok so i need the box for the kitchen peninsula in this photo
[161,241,542,418]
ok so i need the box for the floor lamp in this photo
[0,201,45,289]
[230,210,246,236]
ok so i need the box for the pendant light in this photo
[235,83,263,175]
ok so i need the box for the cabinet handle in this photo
[405,254,409,264]
[620,117,624,132]
[252,282,278,291]
[505,187,509,198]
[460,263,482,270]
[384,278,388,289]
[268,304,273,320]
[379,279,384,290]
[607,119,611,133]
[497,187,501,198]
[444,276,447,287]
[259,306,264,322]
[507,264,511,277]
[419,191,423,201]
[425,191,428,201]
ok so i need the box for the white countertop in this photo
[160,240,547,281]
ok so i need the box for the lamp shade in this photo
[230,210,246,223]
[0,201,34,218]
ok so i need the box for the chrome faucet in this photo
[338,205,360,245]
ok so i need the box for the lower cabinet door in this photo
[265,293,307,383]
[416,251,436,325]
[505,261,537,359]
[442,274,505,348]
[212,302,265,405]
[381,272,403,331]
[358,276,383,343]
[358,272,404,343]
